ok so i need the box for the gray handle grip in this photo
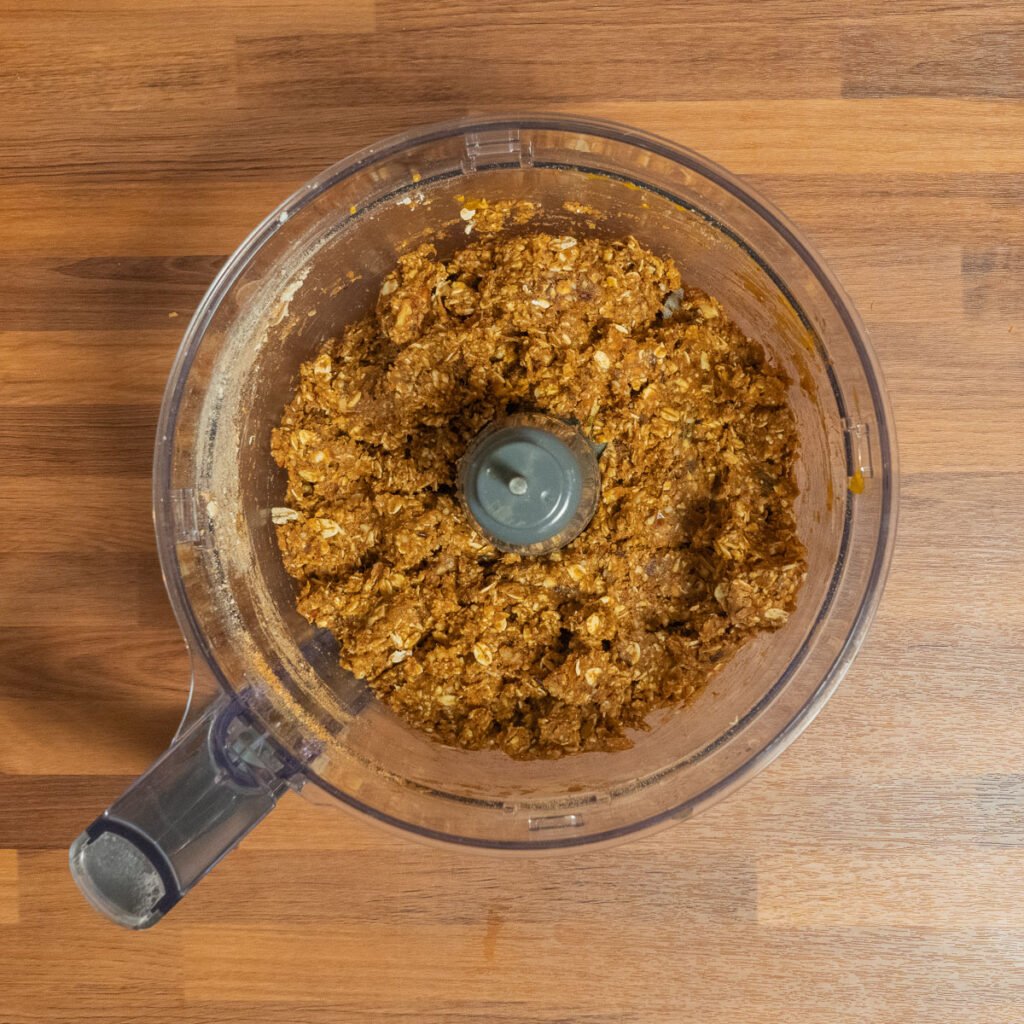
[69,691,295,929]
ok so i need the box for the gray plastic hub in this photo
[459,413,601,554]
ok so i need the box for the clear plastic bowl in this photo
[71,115,897,928]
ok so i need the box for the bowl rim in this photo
[154,113,899,849]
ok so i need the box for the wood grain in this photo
[1,1,1022,1022]
[0,851,18,925]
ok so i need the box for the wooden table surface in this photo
[2,1,1022,1021]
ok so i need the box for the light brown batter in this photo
[272,229,805,758]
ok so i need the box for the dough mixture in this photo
[272,227,805,758]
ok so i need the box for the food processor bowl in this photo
[70,115,897,928]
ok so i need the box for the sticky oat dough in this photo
[272,231,805,759]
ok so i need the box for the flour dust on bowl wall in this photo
[69,116,897,929]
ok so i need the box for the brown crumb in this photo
[271,231,805,759]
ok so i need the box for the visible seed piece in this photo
[473,643,494,666]
[593,350,611,371]
[271,507,299,525]
[318,518,341,539]
[586,613,602,635]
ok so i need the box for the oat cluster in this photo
[272,231,805,758]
